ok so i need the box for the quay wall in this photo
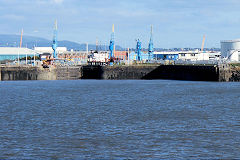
[219,64,240,82]
[0,66,82,81]
[1,67,40,81]
[81,65,219,81]
[81,65,159,80]
[55,67,82,80]
[1,64,240,82]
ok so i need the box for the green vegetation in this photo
[229,63,240,67]
[20,56,40,61]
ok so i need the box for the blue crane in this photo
[52,20,58,59]
[109,24,115,59]
[148,25,154,60]
[136,39,142,61]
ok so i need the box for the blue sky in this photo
[1,0,240,48]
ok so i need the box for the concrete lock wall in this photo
[1,64,240,82]
[0,66,82,81]
[102,65,160,80]
[0,67,39,81]
[81,65,219,81]
[55,66,82,80]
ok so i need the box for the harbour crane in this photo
[52,20,58,59]
[96,37,99,52]
[109,24,115,59]
[136,39,142,61]
[148,25,154,60]
[201,35,206,52]
[20,29,23,48]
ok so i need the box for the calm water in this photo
[0,80,240,159]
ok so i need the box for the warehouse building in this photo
[34,47,67,55]
[0,47,38,61]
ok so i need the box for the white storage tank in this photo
[221,39,240,61]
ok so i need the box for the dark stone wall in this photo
[56,66,82,80]
[81,65,103,79]
[81,65,162,80]
[102,65,159,80]
[229,69,240,81]
[0,66,82,81]
[217,64,240,82]
[2,64,240,82]
[1,67,39,81]
[81,65,219,81]
[142,65,219,81]
[226,65,240,82]
[218,64,232,82]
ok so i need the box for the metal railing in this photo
[1,58,231,67]
[174,60,220,65]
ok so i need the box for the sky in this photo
[1,0,240,48]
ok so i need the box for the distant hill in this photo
[0,34,123,51]
[0,34,50,48]
[0,34,220,52]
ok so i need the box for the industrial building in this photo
[34,47,88,65]
[34,47,67,55]
[129,51,150,61]
[179,51,209,61]
[154,52,179,60]
[0,47,38,61]
[209,52,221,60]
[88,51,108,63]
[114,51,128,60]
[221,39,240,61]
[154,50,210,61]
